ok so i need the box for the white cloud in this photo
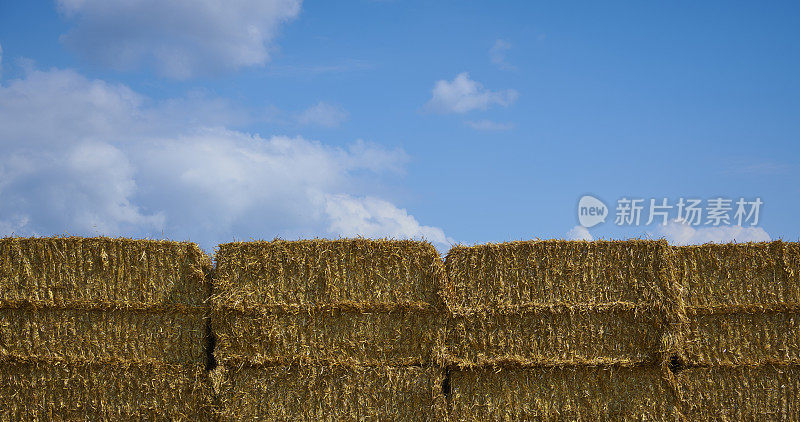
[654,220,771,245]
[0,68,449,249]
[56,0,302,78]
[324,194,452,246]
[425,72,518,114]
[465,119,514,131]
[490,39,514,70]
[566,225,593,241]
[295,101,349,127]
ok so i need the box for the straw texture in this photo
[675,242,799,307]
[0,237,213,420]
[0,359,213,421]
[443,240,675,311]
[214,364,445,421]
[0,307,206,364]
[212,239,447,420]
[0,237,211,365]
[684,310,800,365]
[676,242,800,366]
[212,239,447,365]
[214,239,444,308]
[215,306,443,366]
[448,365,680,421]
[442,240,679,366]
[446,305,663,367]
[678,364,800,421]
[0,237,211,306]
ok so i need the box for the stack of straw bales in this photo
[3,235,798,419]
[211,239,446,420]
[442,240,683,420]
[0,237,213,420]
[674,241,800,420]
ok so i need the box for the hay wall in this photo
[0,237,212,420]
[3,236,799,420]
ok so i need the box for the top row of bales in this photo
[445,239,799,311]
[3,236,797,311]
[3,236,796,310]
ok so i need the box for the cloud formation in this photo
[654,220,771,245]
[0,67,449,250]
[56,0,302,78]
[425,72,518,114]
[325,195,451,246]
[566,225,593,241]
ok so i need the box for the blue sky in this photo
[1,1,798,251]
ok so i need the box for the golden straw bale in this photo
[0,359,213,421]
[213,239,445,308]
[0,237,212,306]
[0,307,207,364]
[675,242,799,307]
[445,305,664,366]
[448,365,680,421]
[443,240,675,313]
[215,364,445,421]
[214,306,443,367]
[684,309,800,365]
[678,364,800,421]
[675,242,800,365]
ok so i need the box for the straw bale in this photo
[443,240,675,312]
[0,237,211,306]
[213,239,444,308]
[215,306,443,366]
[215,364,445,421]
[675,241,800,307]
[448,365,680,421]
[445,305,664,366]
[0,307,206,364]
[0,359,213,421]
[684,310,800,365]
[678,364,800,421]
